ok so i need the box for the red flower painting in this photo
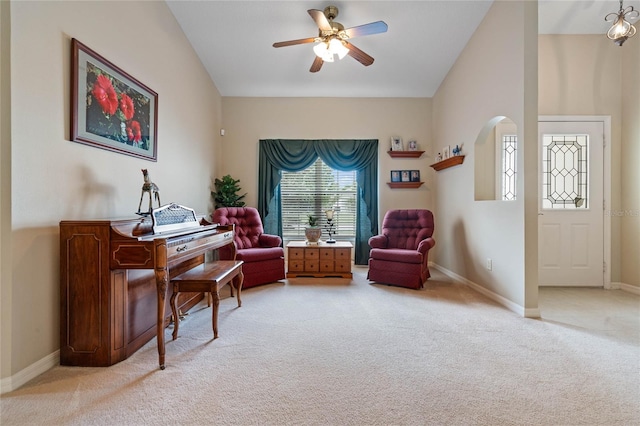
[84,63,151,150]
[119,94,135,121]
[127,121,142,143]
[91,74,118,115]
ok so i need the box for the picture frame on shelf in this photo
[410,170,420,182]
[401,170,411,182]
[70,38,158,161]
[442,146,450,160]
[391,137,404,151]
[408,140,418,151]
[390,170,401,182]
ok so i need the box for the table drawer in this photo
[335,261,351,273]
[319,261,334,272]
[319,249,334,260]
[288,260,304,272]
[289,248,305,260]
[304,260,319,271]
[335,248,350,261]
[304,248,319,260]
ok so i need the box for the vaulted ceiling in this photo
[166,0,639,98]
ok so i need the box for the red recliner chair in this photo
[367,209,436,289]
[213,207,285,289]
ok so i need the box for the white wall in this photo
[431,1,538,311]
[620,39,640,288]
[220,97,434,218]
[2,0,222,382]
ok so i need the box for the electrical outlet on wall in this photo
[486,258,492,271]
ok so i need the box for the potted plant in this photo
[304,215,322,244]
[211,175,247,208]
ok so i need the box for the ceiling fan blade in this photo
[273,37,317,48]
[344,21,388,39]
[310,56,324,73]
[345,43,374,66]
[308,9,332,31]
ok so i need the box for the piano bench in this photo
[170,260,244,340]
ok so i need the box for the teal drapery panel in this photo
[258,139,378,265]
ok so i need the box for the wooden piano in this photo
[59,204,235,369]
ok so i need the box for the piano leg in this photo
[154,240,169,370]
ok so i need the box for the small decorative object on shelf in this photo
[324,209,336,243]
[391,136,404,151]
[408,140,418,151]
[436,152,442,161]
[442,146,450,159]
[452,144,462,156]
[430,155,465,171]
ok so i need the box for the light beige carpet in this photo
[1,266,638,425]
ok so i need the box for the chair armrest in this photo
[259,233,282,248]
[368,235,388,249]
[417,237,435,255]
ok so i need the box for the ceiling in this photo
[166,0,639,98]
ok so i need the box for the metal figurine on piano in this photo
[137,169,161,215]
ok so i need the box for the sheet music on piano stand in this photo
[151,203,211,235]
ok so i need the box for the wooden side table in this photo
[286,241,353,279]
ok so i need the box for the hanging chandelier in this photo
[605,0,639,46]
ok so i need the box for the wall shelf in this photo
[387,150,424,158]
[430,155,465,171]
[387,182,424,189]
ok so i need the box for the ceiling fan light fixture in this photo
[605,0,639,46]
[313,41,335,62]
[329,38,349,59]
[313,37,349,62]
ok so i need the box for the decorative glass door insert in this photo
[541,134,589,209]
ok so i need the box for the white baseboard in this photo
[431,263,540,318]
[612,281,640,296]
[1,350,59,394]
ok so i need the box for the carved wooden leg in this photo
[170,287,179,341]
[154,240,169,370]
[234,269,244,308]
[211,289,220,339]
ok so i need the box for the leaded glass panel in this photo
[541,134,588,209]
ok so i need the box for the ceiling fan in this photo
[273,5,388,73]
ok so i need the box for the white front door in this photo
[538,121,604,287]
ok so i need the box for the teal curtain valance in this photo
[258,139,378,265]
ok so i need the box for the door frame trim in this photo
[538,115,611,289]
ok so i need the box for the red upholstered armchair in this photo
[212,207,285,289]
[367,209,436,289]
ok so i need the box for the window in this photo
[280,158,357,240]
[492,119,517,201]
[541,133,589,209]
[501,134,517,201]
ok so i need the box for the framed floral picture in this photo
[70,38,158,161]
